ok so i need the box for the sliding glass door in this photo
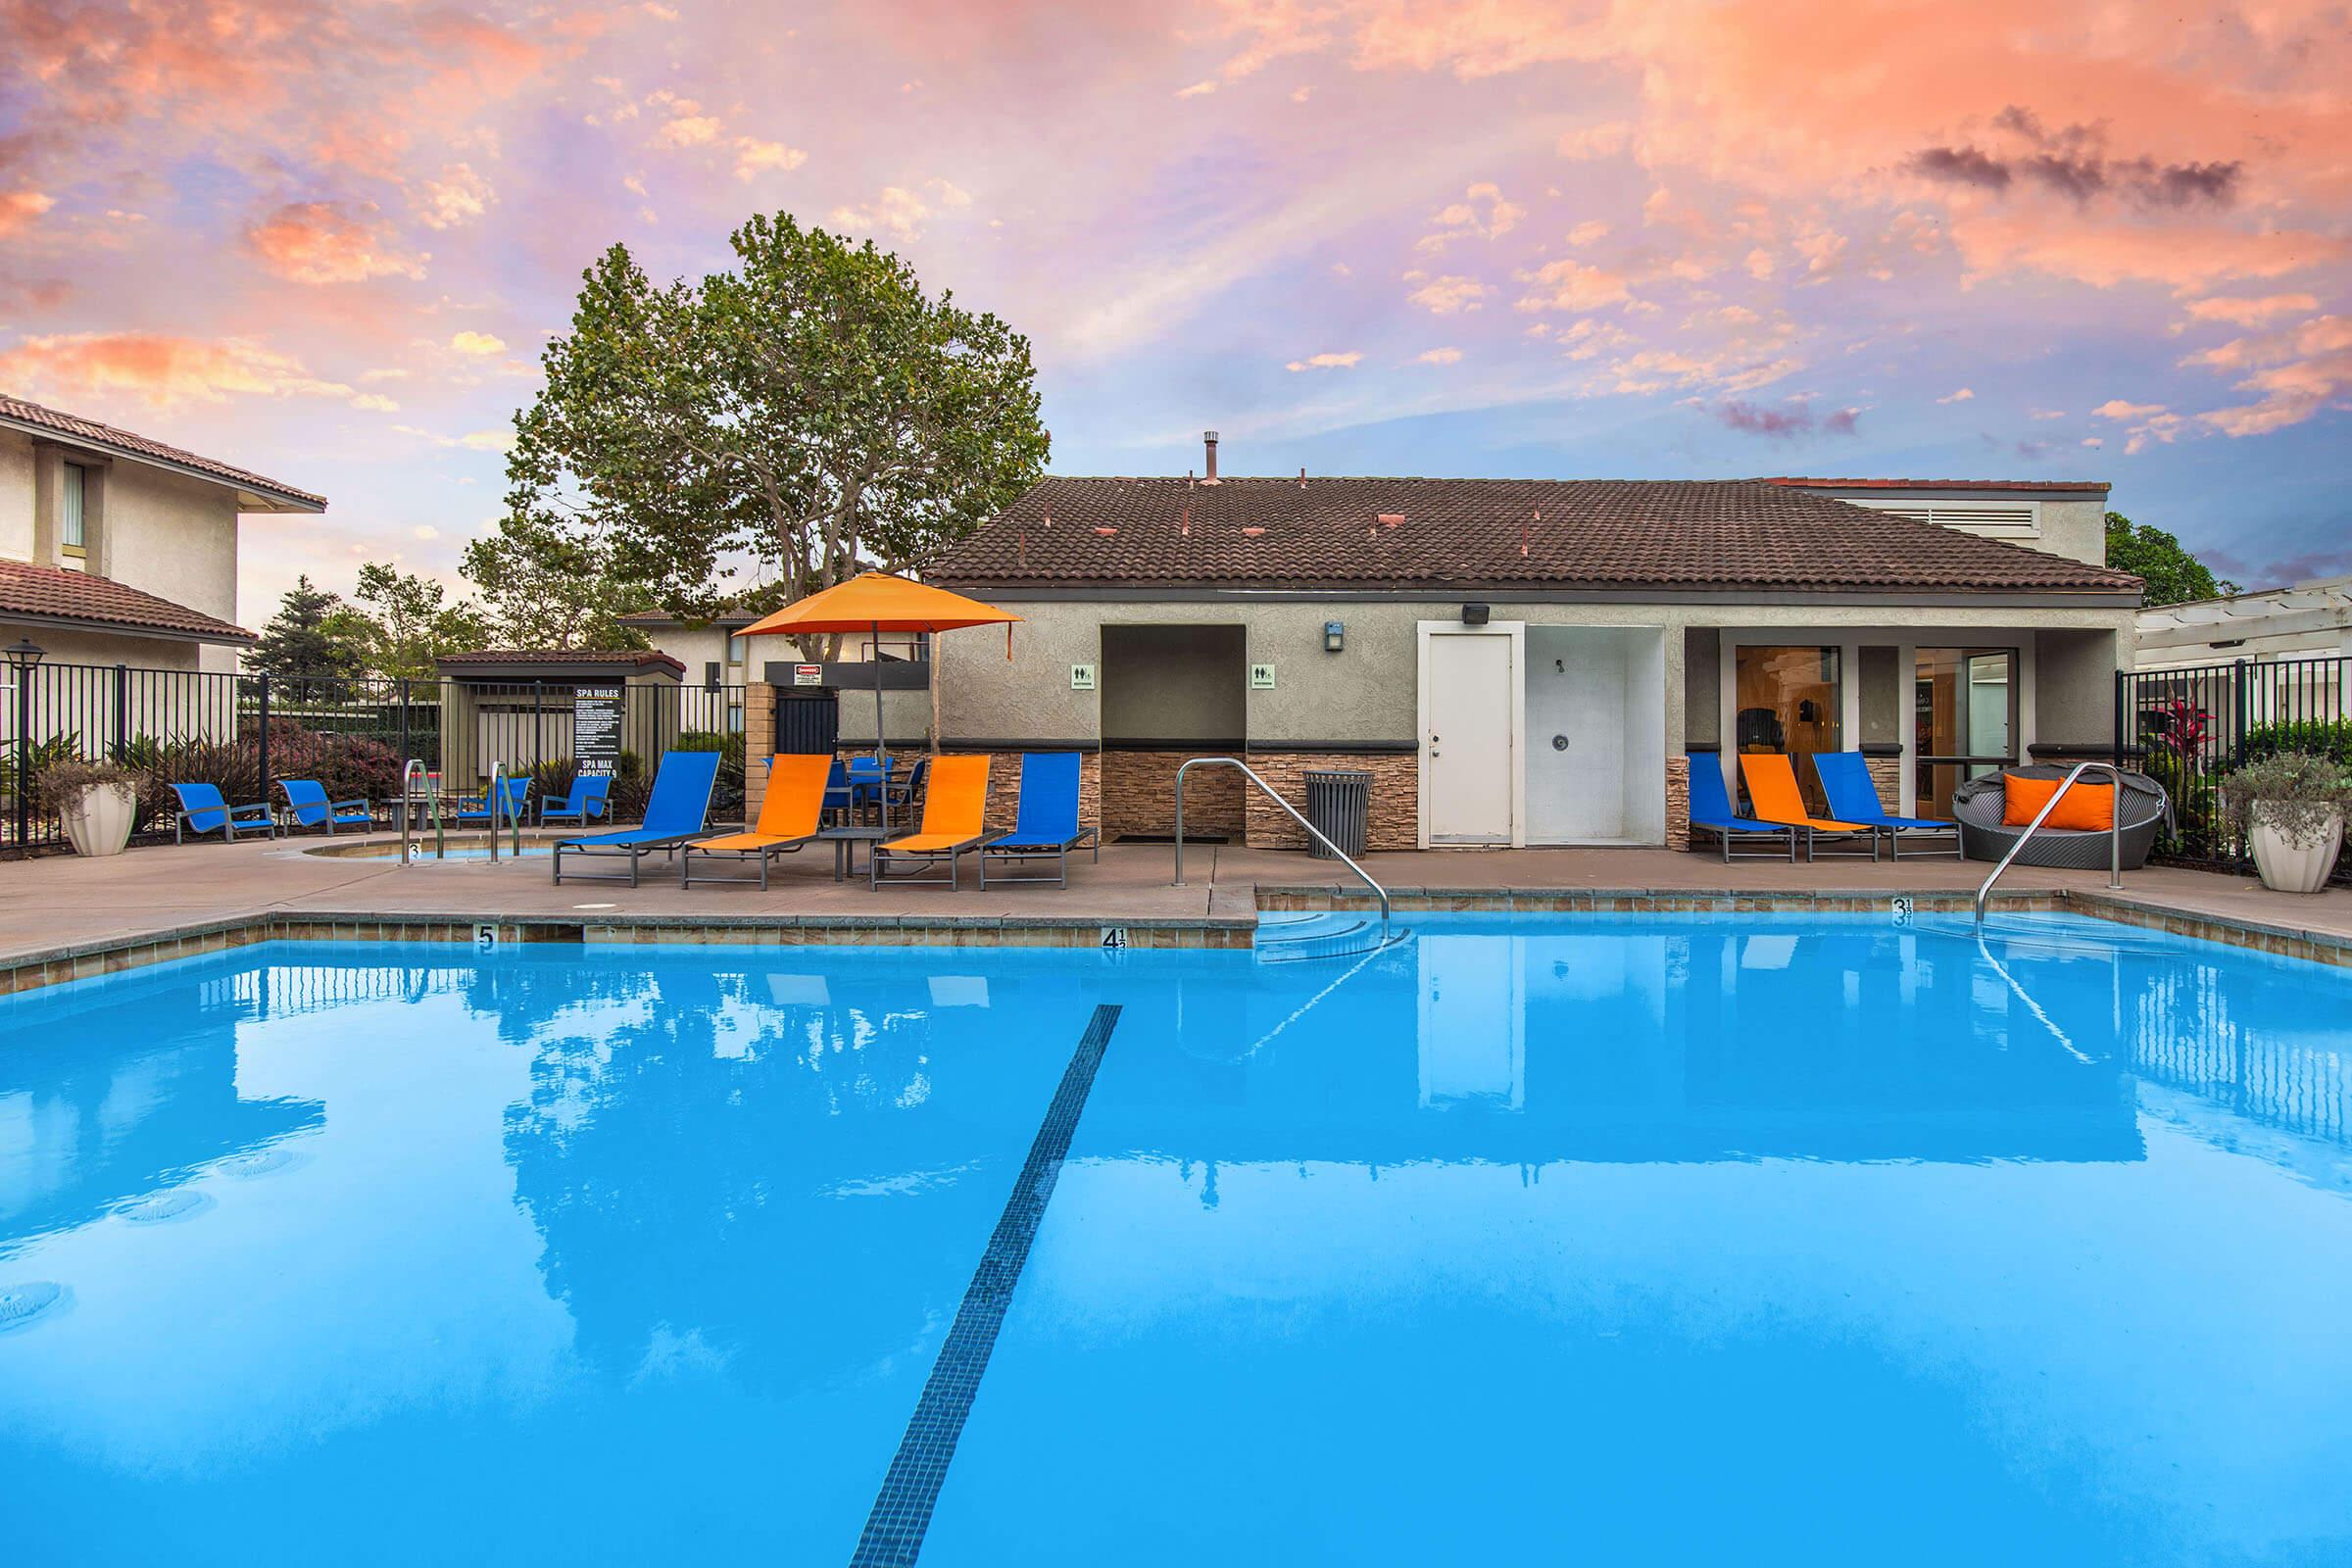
[1914,648,2017,817]
[1734,645,1840,813]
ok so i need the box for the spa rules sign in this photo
[573,684,624,777]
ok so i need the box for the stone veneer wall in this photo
[1100,750,1245,840]
[743,681,775,828]
[1240,752,1419,851]
[1664,755,1690,852]
[1865,754,1902,810]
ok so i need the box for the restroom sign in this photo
[1070,662,1097,691]
[1250,663,1277,690]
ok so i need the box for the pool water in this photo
[2,916,2347,1565]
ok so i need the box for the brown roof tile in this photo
[0,393,325,511]
[436,648,686,673]
[931,476,2142,596]
[0,559,255,642]
[1765,476,2112,494]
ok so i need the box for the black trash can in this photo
[1302,768,1372,859]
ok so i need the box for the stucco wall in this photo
[2037,498,2108,567]
[96,461,241,625]
[0,431,33,563]
[1683,626,1719,747]
[2034,626,2123,743]
[1102,624,1244,743]
[1857,644,1901,746]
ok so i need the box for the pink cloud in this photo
[246,202,428,285]
[0,332,354,409]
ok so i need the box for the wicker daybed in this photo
[1951,764,2170,869]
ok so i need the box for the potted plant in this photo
[36,760,143,858]
[2220,751,2352,895]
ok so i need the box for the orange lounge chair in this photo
[1737,754,1881,862]
[870,754,996,890]
[680,755,832,890]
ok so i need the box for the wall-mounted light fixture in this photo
[1460,604,1491,626]
[1323,620,1345,653]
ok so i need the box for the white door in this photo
[1425,632,1515,843]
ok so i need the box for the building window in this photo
[1914,648,2017,817]
[1734,645,1840,812]
[61,463,86,559]
[726,632,747,665]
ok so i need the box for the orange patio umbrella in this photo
[738,571,1021,763]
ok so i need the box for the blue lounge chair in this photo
[1686,759,1795,862]
[552,750,721,886]
[453,776,531,828]
[1815,752,1960,860]
[820,758,854,822]
[278,778,372,835]
[979,753,1097,889]
[171,781,274,844]
[538,774,613,828]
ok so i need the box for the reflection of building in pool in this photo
[1097,929,2145,1178]
[2130,965,2347,1148]
[0,964,323,1248]
[499,964,1039,1397]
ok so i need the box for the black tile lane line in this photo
[849,1003,1124,1568]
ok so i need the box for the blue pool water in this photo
[2,915,2347,1565]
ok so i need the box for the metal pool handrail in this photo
[1975,760,2125,927]
[1172,756,1392,923]
[400,759,427,865]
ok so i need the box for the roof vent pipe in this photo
[1202,429,1219,483]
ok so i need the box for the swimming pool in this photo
[3,915,2347,1564]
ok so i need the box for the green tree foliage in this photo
[489,215,1049,658]
[350,562,492,679]
[460,514,653,652]
[2105,511,2240,607]
[251,575,368,685]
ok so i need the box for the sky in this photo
[2,0,2347,628]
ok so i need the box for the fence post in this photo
[113,663,130,762]
[533,680,544,774]
[257,673,271,792]
[398,677,411,763]
[2230,659,2249,769]
[2111,667,2126,767]
[11,665,27,849]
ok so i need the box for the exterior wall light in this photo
[1323,620,1345,653]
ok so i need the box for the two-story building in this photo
[916,436,2141,851]
[1,393,325,673]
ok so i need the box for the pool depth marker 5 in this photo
[849,1003,1124,1568]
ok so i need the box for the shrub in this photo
[32,759,141,817]
[2241,718,2352,768]
[2220,751,2352,851]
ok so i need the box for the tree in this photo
[350,562,492,679]
[497,215,1049,659]
[460,514,654,652]
[2105,511,2239,607]
[251,575,368,689]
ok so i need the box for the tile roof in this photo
[1764,476,2112,494]
[930,477,2144,596]
[0,558,256,642]
[0,393,326,512]
[436,648,687,673]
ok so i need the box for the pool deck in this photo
[5,829,2351,990]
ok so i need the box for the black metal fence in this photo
[2117,654,2349,878]
[3,661,748,852]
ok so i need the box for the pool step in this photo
[1912,913,2203,957]
[1252,910,1410,963]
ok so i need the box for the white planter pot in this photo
[61,781,138,858]
[2248,805,2344,896]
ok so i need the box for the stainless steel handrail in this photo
[1975,760,2125,926]
[1173,756,1392,923]
[486,760,505,862]
[400,759,426,865]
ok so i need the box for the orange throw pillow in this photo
[2001,773,2115,832]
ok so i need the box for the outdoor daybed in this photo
[1951,764,2170,869]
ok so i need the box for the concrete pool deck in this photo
[4,831,2350,990]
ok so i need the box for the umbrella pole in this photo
[872,620,888,833]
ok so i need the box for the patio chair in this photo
[681,755,831,890]
[539,774,613,828]
[870,755,994,891]
[1737,754,1881,861]
[552,750,722,887]
[1685,759,1796,862]
[979,752,1098,889]
[278,778,373,836]
[820,758,854,823]
[1951,765,2170,869]
[171,782,274,844]
[1814,752,1960,860]
[452,776,531,829]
